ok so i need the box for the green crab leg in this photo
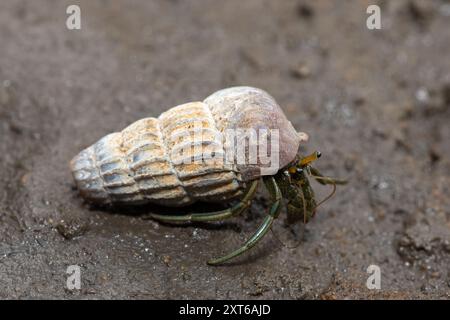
[309,167,348,185]
[149,180,258,223]
[298,171,316,220]
[207,176,282,266]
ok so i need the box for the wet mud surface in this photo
[0,0,449,299]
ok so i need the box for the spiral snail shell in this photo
[70,87,306,207]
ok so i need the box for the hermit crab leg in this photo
[309,167,347,214]
[148,180,258,223]
[309,167,348,185]
[207,177,282,266]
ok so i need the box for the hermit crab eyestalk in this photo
[299,151,322,167]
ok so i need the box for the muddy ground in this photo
[0,0,449,299]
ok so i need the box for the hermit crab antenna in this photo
[311,179,337,214]
[300,187,308,224]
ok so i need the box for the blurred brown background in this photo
[0,0,449,299]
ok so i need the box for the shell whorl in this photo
[70,87,303,206]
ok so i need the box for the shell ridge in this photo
[101,132,143,202]
[92,144,111,204]
[156,119,191,203]
[202,102,244,200]
[122,119,189,204]
[118,130,143,202]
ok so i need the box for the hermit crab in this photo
[70,86,346,265]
